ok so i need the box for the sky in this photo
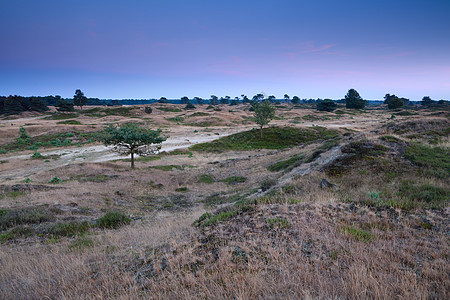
[1,0,449,100]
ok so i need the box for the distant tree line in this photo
[2,89,448,116]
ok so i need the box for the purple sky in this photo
[1,0,449,100]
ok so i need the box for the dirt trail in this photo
[0,126,249,182]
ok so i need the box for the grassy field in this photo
[0,103,448,299]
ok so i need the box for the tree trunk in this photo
[131,151,135,169]
[260,125,263,138]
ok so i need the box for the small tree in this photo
[345,89,366,109]
[384,94,404,109]
[284,94,290,104]
[56,99,75,112]
[184,102,196,110]
[316,99,337,112]
[98,123,167,169]
[291,96,300,105]
[73,89,88,110]
[158,97,168,103]
[421,96,434,106]
[210,95,218,105]
[181,96,189,104]
[253,100,276,138]
[30,97,49,112]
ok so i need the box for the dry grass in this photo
[1,105,449,299]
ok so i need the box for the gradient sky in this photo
[1,0,449,100]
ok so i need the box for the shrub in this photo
[96,211,131,229]
[317,99,337,112]
[49,221,90,237]
[0,207,54,231]
[198,174,215,184]
[49,176,61,183]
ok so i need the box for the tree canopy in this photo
[253,100,276,137]
[384,94,404,109]
[98,123,167,169]
[317,99,337,112]
[345,89,366,109]
[73,89,88,109]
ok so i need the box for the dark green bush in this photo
[96,211,131,229]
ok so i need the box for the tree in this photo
[73,89,88,110]
[268,95,276,102]
[98,123,167,169]
[184,102,196,110]
[384,94,404,109]
[193,97,203,105]
[421,96,434,106]
[30,97,49,112]
[181,96,189,104]
[230,98,239,106]
[253,100,276,138]
[345,89,366,109]
[158,97,168,103]
[210,95,218,105]
[4,95,24,115]
[253,93,264,101]
[220,97,229,104]
[316,99,337,112]
[291,96,300,104]
[242,95,250,104]
[56,99,75,112]
[284,94,290,104]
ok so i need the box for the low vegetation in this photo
[191,126,339,152]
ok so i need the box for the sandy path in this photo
[0,126,251,182]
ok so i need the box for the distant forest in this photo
[0,93,448,116]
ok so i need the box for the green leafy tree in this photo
[73,89,88,110]
[253,100,276,137]
[56,99,75,112]
[158,97,168,103]
[316,99,337,112]
[421,96,434,106]
[181,96,189,104]
[345,89,366,109]
[98,123,167,169]
[30,97,49,112]
[384,94,404,109]
[253,93,265,101]
[291,96,300,104]
[284,94,290,104]
[193,97,203,105]
[268,95,276,102]
[4,95,24,115]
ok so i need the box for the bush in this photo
[317,99,337,112]
[49,221,90,237]
[96,211,131,229]
[0,207,54,231]
[49,176,61,183]
[198,174,215,184]
[144,107,152,114]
